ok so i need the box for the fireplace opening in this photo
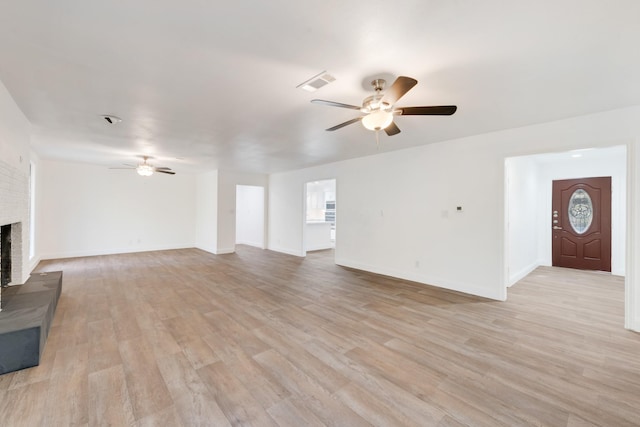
[1,224,11,287]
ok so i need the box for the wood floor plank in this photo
[253,349,371,427]
[0,380,49,427]
[132,305,183,359]
[0,246,634,426]
[201,331,291,409]
[155,351,210,401]
[197,361,278,426]
[173,394,232,427]
[135,405,183,427]
[42,343,90,426]
[334,381,424,427]
[88,318,123,373]
[266,397,327,427]
[180,336,220,370]
[252,325,351,394]
[118,338,173,421]
[88,365,136,427]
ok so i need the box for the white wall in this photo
[195,170,219,253]
[37,159,197,259]
[506,156,540,285]
[0,79,32,286]
[0,82,30,173]
[236,185,265,248]
[268,106,640,307]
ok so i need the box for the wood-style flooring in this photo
[0,246,639,426]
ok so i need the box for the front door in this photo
[552,177,611,272]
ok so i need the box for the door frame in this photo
[503,143,637,331]
[625,141,637,331]
[302,178,337,256]
[235,184,266,249]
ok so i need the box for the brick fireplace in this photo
[0,158,30,311]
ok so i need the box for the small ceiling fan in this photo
[110,156,176,176]
[312,76,457,137]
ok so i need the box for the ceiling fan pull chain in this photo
[375,130,380,151]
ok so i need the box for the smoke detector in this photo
[102,115,122,124]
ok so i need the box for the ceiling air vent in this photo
[102,115,122,124]
[297,71,335,92]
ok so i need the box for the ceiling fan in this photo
[109,156,176,176]
[311,76,457,137]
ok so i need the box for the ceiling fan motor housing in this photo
[361,94,391,113]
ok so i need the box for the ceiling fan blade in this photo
[326,117,362,131]
[154,167,172,171]
[384,121,401,136]
[311,99,361,110]
[156,170,176,175]
[382,76,418,105]
[123,163,137,167]
[109,167,135,170]
[399,105,457,116]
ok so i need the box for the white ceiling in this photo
[1,1,639,174]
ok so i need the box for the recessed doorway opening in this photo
[304,179,336,255]
[504,145,630,325]
[235,185,265,249]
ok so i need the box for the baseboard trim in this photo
[39,244,195,260]
[29,255,42,273]
[236,240,265,249]
[335,257,504,301]
[508,262,541,287]
[195,245,217,255]
[628,318,640,333]
[305,244,334,252]
[267,246,305,257]
[215,248,235,255]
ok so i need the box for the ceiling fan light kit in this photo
[136,164,154,176]
[361,109,393,131]
[109,156,176,176]
[311,75,457,140]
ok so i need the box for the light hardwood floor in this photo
[1,246,639,426]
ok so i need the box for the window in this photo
[568,188,593,234]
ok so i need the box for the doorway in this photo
[505,147,625,284]
[235,185,265,249]
[552,177,611,271]
[304,179,336,254]
[504,145,639,330]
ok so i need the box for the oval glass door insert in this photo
[568,189,593,234]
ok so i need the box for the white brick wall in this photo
[0,158,30,310]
